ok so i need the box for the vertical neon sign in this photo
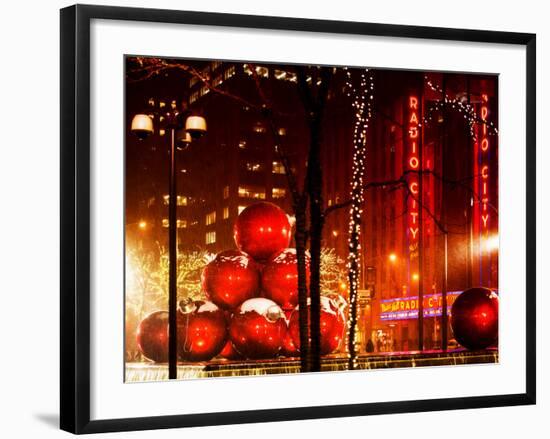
[474,88,495,286]
[408,96,420,244]
[480,94,490,230]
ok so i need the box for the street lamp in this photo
[131,100,206,380]
[185,115,207,139]
[130,114,154,140]
[177,129,193,149]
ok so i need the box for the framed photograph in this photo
[60,4,536,434]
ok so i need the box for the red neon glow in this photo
[480,122,489,225]
[475,92,491,231]
[407,95,420,244]
[481,165,489,179]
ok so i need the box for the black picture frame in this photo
[60,4,536,434]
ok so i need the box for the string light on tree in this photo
[422,76,498,142]
[344,67,374,370]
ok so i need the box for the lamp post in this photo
[131,101,206,379]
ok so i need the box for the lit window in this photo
[223,186,230,199]
[255,66,269,78]
[286,72,297,82]
[238,140,247,149]
[162,195,188,206]
[274,70,287,80]
[199,85,210,96]
[272,161,285,174]
[211,60,222,71]
[223,207,229,219]
[245,161,263,172]
[243,64,253,76]
[272,188,286,199]
[253,123,266,134]
[205,231,216,245]
[238,205,247,214]
[189,91,199,104]
[224,66,236,80]
[213,74,223,86]
[206,211,216,226]
[278,127,287,136]
[189,76,198,87]
[238,185,266,199]
[328,199,333,207]
[162,219,187,228]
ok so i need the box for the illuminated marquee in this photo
[380,291,461,321]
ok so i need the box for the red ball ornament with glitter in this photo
[451,287,498,350]
[233,202,292,262]
[289,296,346,355]
[229,298,287,359]
[136,311,169,363]
[177,300,227,362]
[201,250,261,310]
[262,248,310,311]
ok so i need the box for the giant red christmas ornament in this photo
[233,202,292,262]
[289,296,346,355]
[229,298,287,359]
[262,248,310,311]
[136,311,169,363]
[281,329,300,357]
[219,340,243,360]
[201,250,260,310]
[451,287,498,350]
[177,300,227,362]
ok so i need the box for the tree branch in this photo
[127,58,266,114]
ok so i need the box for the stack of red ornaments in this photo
[137,201,346,363]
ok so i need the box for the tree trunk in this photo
[294,202,311,372]
[347,230,360,370]
[347,137,364,370]
[307,116,324,372]
[296,66,331,373]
